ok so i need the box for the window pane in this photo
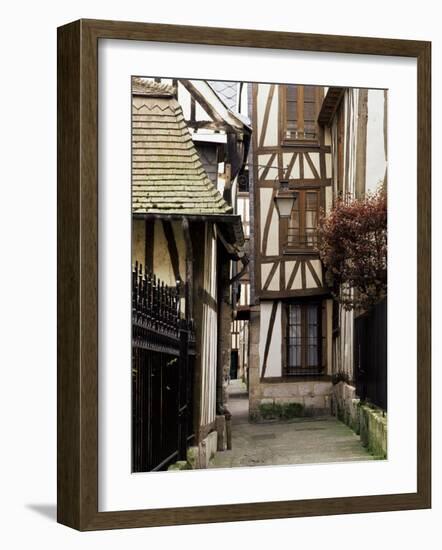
[307,305,319,367]
[304,101,315,122]
[287,85,297,101]
[285,85,318,141]
[287,303,321,373]
[286,101,297,125]
[288,304,301,368]
[305,192,318,245]
[306,192,318,209]
[287,191,319,249]
[302,87,317,139]
[303,86,316,101]
[286,86,298,136]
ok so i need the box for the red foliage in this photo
[316,190,387,311]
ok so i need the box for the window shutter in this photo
[284,85,319,142]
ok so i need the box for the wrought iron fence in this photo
[354,298,387,411]
[132,263,195,472]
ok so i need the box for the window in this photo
[286,189,319,251]
[286,302,323,376]
[283,85,320,143]
[237,169,249,193]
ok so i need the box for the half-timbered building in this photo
[131,79,247,471]
[319,86,388,415]
[247,82,387,418]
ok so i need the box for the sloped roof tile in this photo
[132,78,232,215]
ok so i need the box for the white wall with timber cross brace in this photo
[257,84,279,147]
[131,219,186,286]
[259,301,282,378]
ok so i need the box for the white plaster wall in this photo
[284,261,296,283]
[267,263,280,291]
[304,156,316,179]
[260,187,280,257]
[153,220,186,286]
[177,81,192,120]
[366,89,388,192]
[264,87,279,147]
[261,263,272,286]
[310,259,323,285]
[132,219,186,286]
[288,154,300,179]
[324,127,332,146]
[200,227,218,427]
[339,305,354,377]
[292,264,303,290]
[309,152,321,176]
[325,185,333,213]
[345,89,358,197]
[325,152,332,178]
[256,83,270,144]
[267,207,279,256]
[305,263,316,288]
[257,153,271,179]
[239,282,250,306]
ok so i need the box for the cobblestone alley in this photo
[209,380,374,469]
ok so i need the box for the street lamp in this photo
[273,179,297,219]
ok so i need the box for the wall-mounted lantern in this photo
[273,179,297,219]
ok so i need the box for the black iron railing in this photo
[132,263,195,472]
[354,299,387,411]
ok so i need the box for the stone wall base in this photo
[332,381,387,458]
[168,417,229,471]
[249,380,333,421]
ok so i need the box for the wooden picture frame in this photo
[57,18,431,530]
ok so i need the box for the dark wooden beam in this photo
[144,219,154,272]
[317,87,346,126]
[260,301,278,380]
[161,220,181,283]
[182,217,193,321]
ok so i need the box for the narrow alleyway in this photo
[210,379,374,469]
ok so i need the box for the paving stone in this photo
[209,380,376,470]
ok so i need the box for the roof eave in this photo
[317,87,346,126]
[132,211,246,259]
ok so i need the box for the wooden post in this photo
[188,221,204,444]
[216,241,232,414]
[248,306,261,419]
[225,410,232,450]
[178,318,189,460]
[182,217,193,321]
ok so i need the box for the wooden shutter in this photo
[283,85,320,143]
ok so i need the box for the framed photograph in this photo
[57,19,431,530]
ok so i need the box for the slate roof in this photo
[208,81,238,111]
[132,78,232,215]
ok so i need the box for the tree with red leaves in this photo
[316,190,387,311]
